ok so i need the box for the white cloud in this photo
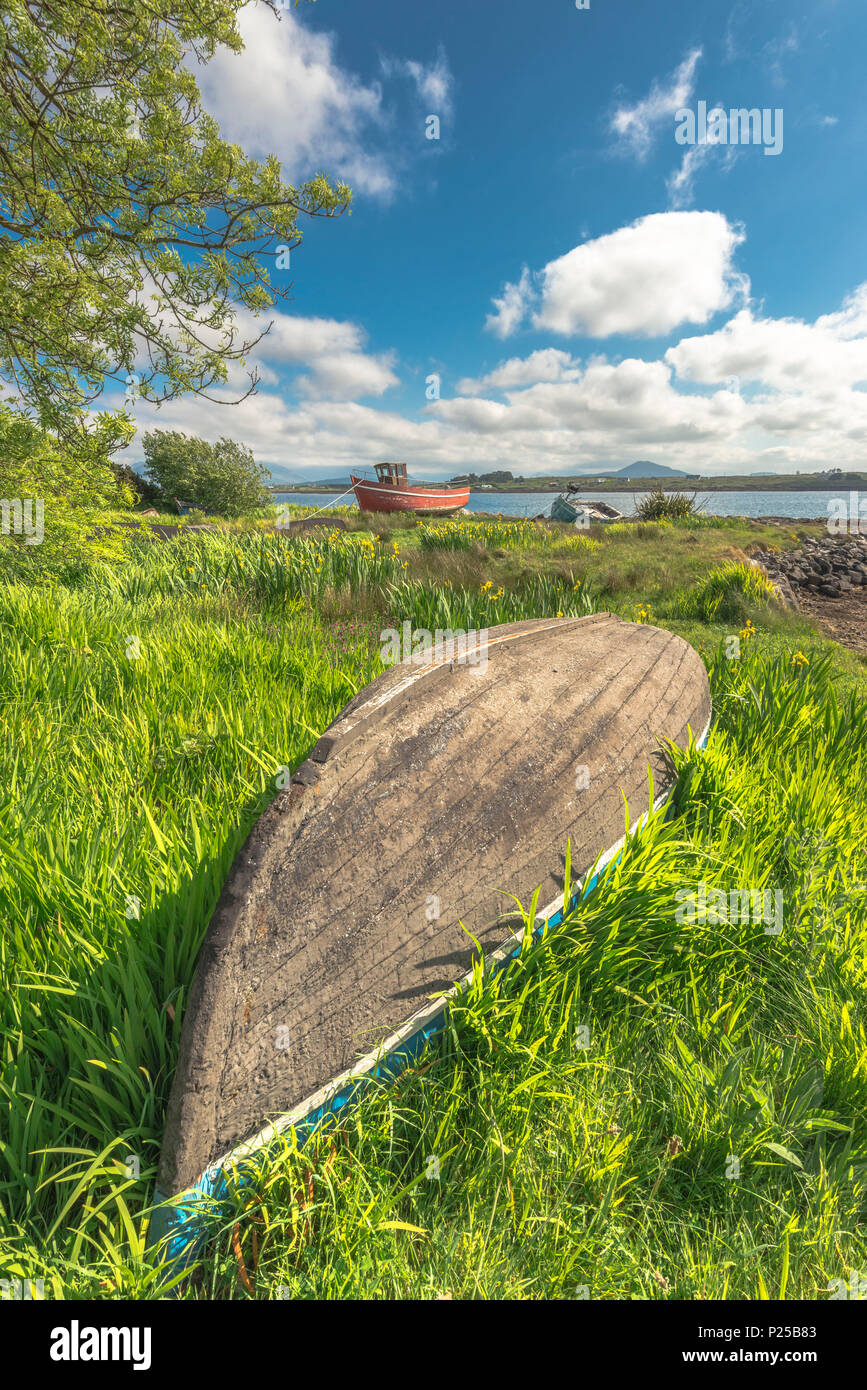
[666,288,867,393]
[380,47,454,116]
[485,267,534,339]
[666,141,739,209]
[609,49,702,160]
[242,312,364,363]
[666,145,713,209]
[212,307,400,401]
[296,349,399,400]
[764,25,800,87]
[457,349,582,395]
[193,5,388,196]
[195,8,456,198]
[117,319,867,478]
[114,235,867,482]
[529,212,747,338]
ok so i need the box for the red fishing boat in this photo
[351,462,470,513]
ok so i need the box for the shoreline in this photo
[268,482,861,496]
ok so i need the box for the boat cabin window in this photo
[375,462,408,487]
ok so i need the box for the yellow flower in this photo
[791,651,809,666]
[573,580,582,590]
[481,580,493,591]
[557,610,564,618]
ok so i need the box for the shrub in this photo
[677,560,779,622]
[142,430,271,517]
[0,404,131,579]
[111,462,159,506]
[636,487,702,521]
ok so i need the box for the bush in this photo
[142,430,271,517]
[636,487,701,521]
[0,404,132,579]
[111,462,159,506]
[677,560,779,622]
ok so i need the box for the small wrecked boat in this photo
[152,614,710,1256]
[351,461,470,513]
[551,493,623,525]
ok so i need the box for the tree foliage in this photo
[0,400,132,575]
[0,1,350,454]
[142,427,271,515]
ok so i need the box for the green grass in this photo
[0,556,383,1295]
[0,522,865,1299]
[195,649,867,1301]
[382,515,822,623]
[674,561,780,624]
[418,516,600,554]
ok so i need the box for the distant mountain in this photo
[267,468,354,488]
[266,461,697,487]
[534,460,699,480]
[612,460,695,479]
[300,476,354,488]
[264,465,312,485]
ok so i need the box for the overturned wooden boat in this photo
[152,614,710,1253]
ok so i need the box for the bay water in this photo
[273,489,846,522]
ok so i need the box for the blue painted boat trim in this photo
[149,726,710,1270]
[149,866,601,1263]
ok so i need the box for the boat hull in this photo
[158,616,710,1197]
[551,495,623,525]
[550,495,580,523]
[351,474,470,513]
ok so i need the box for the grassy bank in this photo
[0,514,865,1298]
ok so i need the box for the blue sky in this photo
[120,0,867,480]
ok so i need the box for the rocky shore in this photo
[749,531,867,653]
[752,533,867,601]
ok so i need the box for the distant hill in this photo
[534,460,699,481]
[612,460,696,479]
[300,476,353,488]
[267,461,700,488]
[267,469,353,488]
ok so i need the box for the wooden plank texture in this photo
[158,615,711,1194]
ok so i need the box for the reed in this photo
[418,517,599,553]
[0,528,864,1300]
